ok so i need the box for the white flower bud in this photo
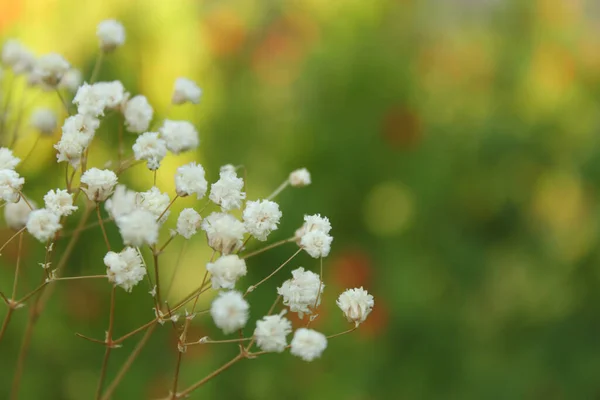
[132,132,167,171]
[210,291,249,334]
[175,162,207,199]
[30,108,57,135]
[97,19,126,52]
[172,77,202,105]
[277,267,323,319]
[336,287,374,325]
[176,208,201,239]
[43,189,77,216]
[123,95,153,133]
[201,212,246,255]
[206,254,247,290]
[26,209,62,242]
[254,314,292,353]
[290,328,327,362]
[104,247,146,292]
[80,168,118,202]
[209,167,245,211]
[289,168,311,187]
[242,199,282,241]
[159,120,199,154]
[116,209,159,247]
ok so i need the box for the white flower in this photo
[59,69,82,93]
[0,169,24,203]
[175,162,207,199]
[73,81,125,117]
[289,168,311,187]
[104,247,146,292]
[105,185,137,219]
[80,168,118,202]
[300,230,333,258]
[4,196,36,230]
[290,328,327,362]
[210,291,249,334]
[73,83,104,117]
[94,81,125,110]
[172,78,202,105]
[44,189,77,216]
[201,212,246,255]
[0,148,20,170]
[159,120,199,154]
[176,208,201,239]
[209,167,245,211]
[35,53,69,87]
[97,19,126,52]
[303,214,331,234]
[336,287,374,326]
[2,40,35,75]
[254,314,292,353]
[277,267,324,319]
[132,132,167,170]
[123,95,153,133]
[54,114,99,166]
[30,108,57,135]
[26,209,62,242]
[116,209,159,246]
[136,186,170,222]
[206,254,247,290]
[242,200,282,241]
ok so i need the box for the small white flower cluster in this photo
[0,20,375,396]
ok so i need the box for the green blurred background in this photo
[2,0,600,398]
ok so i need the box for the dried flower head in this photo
[116,209,159,246]
[254,313,292,353]
[201,212,246,255]
[97,19,126,52]
[80,168,118,202]
[0,169,25,203]
[210,291,250,334]
[133,132,167,171]
[242,199,282,241]
[176,208,202,239]
[35,53,69,87]
[175,162,207,199]
[105,185,137,219]
[336,287,374,326]
[123,95,153,133]
[209,166,246,211]
[172,77,202,105]
[0,148,21,170]
[136,186,171,223]
[26,209,62,242]
[159,120,199,154]
[44,189,77,216]
[277,267,324,319]
[5,196,36,230]
[290,328,327,362]
[289,168,311,187]
[30,108,57,135]
[104,247,146,292]
[206,254,247,290]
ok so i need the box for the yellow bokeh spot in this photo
[364,181,414,237]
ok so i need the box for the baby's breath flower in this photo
[242,199,282,241]
[176,208,201,239]
[105,185,137,219]
[97,19,126,52]
[26,209,62,242]
[300,230,333,258]
[206,254,247,290]
[0,148,21,170]
[304,214,331,234]
[30,108,57,135]
[44,189,77,216]
[116,209,159,246]
[54,114,99,166]
[5,196,36,230]
[123,95,153,133]
[80,168,118,202]
[136,186,170,222]
[336,287,374,326]
[132,132,167,170]
[277,267,324,319]
[59,68,82,93]
[290,328,327,362]
[104,247,146,292]
[73,81,125,117]
[210,291,249,334]
[201,212,246,255]
[2,40,33,74]
[209,166,246,211]
[0,169,24,203]
[289,168,311,187]
[172,77,202,105]
[94,81,125,110]
[175,162,207,199]
[159,120,199,154]
[254,313,292,353]
[35,53,69,87]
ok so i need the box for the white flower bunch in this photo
[0,20,374,400]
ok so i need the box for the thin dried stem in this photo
[170,352,183,399]
[0,308,14,344]
[95,285,117,400]
[11,232,24,300]
[113,318,157,345]
[100,324,157,400]
[165,241,187,299]
[186,337,251,347]
[267,179,290,201]
[60,217,113,237]
[326,326,358,339]
[175,354,243,399]
[240,237,295,260]
[0,227,27,255]
[245,248,302,297]
[157,195,178,222]
[97,203,111,251]
[90,51,104,83]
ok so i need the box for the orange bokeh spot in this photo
[331,249,373,289]
[203,8,247,57]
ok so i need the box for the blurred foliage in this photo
[2,0,600,399]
